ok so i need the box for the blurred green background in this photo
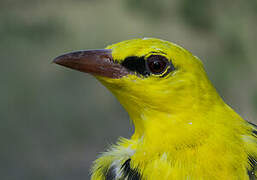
[1,0,257,179]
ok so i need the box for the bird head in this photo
[54,38,223,139]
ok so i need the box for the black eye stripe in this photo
[121,56,175,77]
[121,56,150,76]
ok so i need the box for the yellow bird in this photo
[53,38,257,180]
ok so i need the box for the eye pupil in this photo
[152,61,161,70]
[147,55,168,74]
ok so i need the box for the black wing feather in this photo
[247,121,257,179]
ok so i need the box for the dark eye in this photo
[146,55,168,74]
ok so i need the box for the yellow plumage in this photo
[54,38,257,180]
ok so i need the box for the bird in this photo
[53,38,257,180]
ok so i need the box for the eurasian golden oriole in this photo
[54,38,257,180]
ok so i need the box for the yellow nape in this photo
[91,38,257,180]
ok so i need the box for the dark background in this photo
[1,0,257,179]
